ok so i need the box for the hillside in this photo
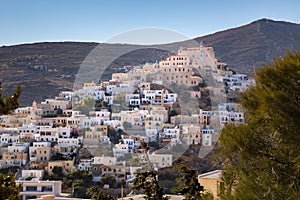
[195,18,300,75]
[0,18,300,106]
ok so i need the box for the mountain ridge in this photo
[1,18,300,106]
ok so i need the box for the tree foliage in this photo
[75,97,96,115]
[132,171,169,200]
[52,166,64,177]
[86,186,114,200]
[67,170,94,198]
[173,164,205,200]
[72,179,86,198]
[218,52,300,199]
[99,175,116,188]
[0,83,22,114]
[0,173,21,200]
[108,127,126,144]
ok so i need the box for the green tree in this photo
[0,173,21,200]
[86,186,114,200]
[68,170,93,198]
[218,52,300,199]
[108,127,126,144]
[0,83,22,114]
[99,175,116,188]
[72,179,86,198]
[132,171,169,200]
[173,164,205,200]
[52,152,66,160]
[52,166,64,177]
[75,97,96,115]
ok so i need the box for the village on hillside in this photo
[0,45,255,200]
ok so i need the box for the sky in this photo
[0,0,300,46]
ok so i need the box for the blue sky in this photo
[0,0,299,46]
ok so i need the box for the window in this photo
[26,186,37,191]
[42,186,52,192]
[26,196,37,199]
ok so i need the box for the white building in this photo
[181,124,202,145]
[7,142,29,153]
[77,158,93,171]
[90,109,111,121]
[159,127,180,143]
[0,133,19,147]
[93,156,117,166]
[218,103,244,127]
[75,84,105,101]
[111,82,134,96]
[224,74,255,92]
[120,108,148,127]
[202,133,212,146]
[141,89,177,105]
[148,153,172,169]
[17,179,62,200]
[113,143,129,158]
[14,106,32,115]
[145,128,158,142]
[80,117,103,128]
[126,93,141,107]
[103,120,122,129]
[201,129,215,146]
[138,153,173,169]
[41,98,71,111]
[58,91,75,101]
[21,169,44,180]
[123,138,140,153]
[57,137,83,147]
[106,85,117,94]
[18,124,37,139]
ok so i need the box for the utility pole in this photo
[121,160,126,199]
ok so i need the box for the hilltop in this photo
[0,18,300,106]
[195,18,300,74]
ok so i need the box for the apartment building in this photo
[17,179,62,200]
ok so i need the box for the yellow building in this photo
[159,55,202,86]
[1,152,28,166]
[47,160,75,176]
[198,170,224,199]
[35,147,52,161]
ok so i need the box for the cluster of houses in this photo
[0,45,254,199]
